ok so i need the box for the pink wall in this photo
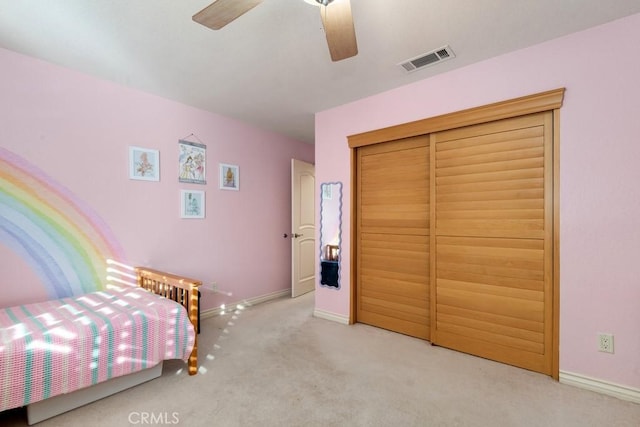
[315,13,640,389]
[0,47,314,311]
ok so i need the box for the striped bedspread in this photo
[0,286,195,412]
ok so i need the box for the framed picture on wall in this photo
[129,146,160,181]
[178,140,206,185]
[180,190,205,219]
[219,163,239,191]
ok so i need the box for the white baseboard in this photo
[201,291,350,325]
[201,289,290,319]
[313,308,350,325]
[559,370,640,404]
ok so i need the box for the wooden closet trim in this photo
[348,88,565,148]
[552,108,561,380]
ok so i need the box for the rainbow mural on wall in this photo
[0,147,127,299]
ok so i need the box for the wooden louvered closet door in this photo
[357,136,430,339]
[430,112,554,374]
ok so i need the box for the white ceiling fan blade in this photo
[193,0,263,30]
[320,0,358,61]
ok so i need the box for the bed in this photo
[0,266,201,424]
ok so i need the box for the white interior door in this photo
[291,159,315,297]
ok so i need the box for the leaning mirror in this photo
[319,182,342,288]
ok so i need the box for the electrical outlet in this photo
[597,333,614,353]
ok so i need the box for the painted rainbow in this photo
[0,148,126,298]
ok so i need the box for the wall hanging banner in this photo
[178,139,206,185]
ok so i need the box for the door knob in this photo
[283,233,303,238]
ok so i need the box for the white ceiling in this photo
[1,1,639,143]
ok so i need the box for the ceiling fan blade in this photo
[193,0,263,30]
[320,0,358,62]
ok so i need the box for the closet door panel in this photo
[357,136,430,339]
[435,119,546,239]
[432,112,553,374]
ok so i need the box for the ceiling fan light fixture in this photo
[303,0,334,6]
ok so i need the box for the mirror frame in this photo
[319,181,342,289]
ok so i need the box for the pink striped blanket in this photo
[0,287,195,412]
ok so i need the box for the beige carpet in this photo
[2,291,639,426]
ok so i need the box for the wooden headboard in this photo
[135,267,202,375]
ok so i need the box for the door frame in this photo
[347,88,565,379]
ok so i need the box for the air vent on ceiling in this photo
[399,45,455,73]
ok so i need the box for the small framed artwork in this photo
[129,146,159,181]
[180,190,205,219]
[178,140,206,185]
[219,163,239,191]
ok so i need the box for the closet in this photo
[349,89,563,377]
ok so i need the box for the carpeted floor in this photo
[2,291,639,426]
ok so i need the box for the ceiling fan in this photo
[192,0,358,62]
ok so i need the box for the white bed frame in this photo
[27,363,163,425]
